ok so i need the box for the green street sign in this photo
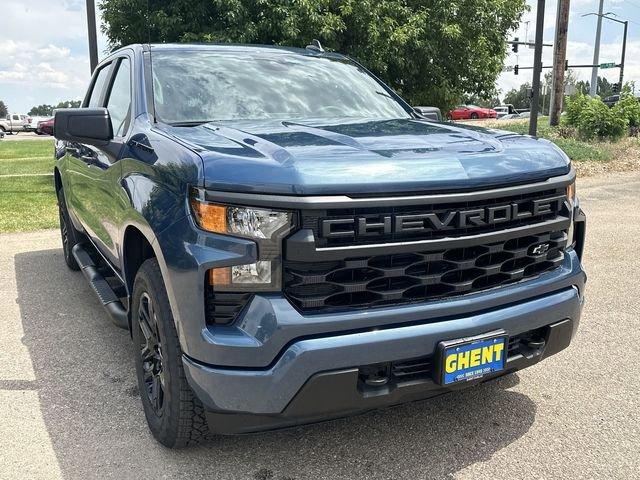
[600,62,617,69]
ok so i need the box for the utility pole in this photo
[550,0,571,126]
[86,0,98,73]
[529,0,546,136]
[589,0,604,96]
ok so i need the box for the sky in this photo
[1,0,640,114]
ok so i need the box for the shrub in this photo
[564,93,589,126]
[613,86,640,128]
[576,96,628,140]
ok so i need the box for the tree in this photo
[28,100,82,117]
[55,100,82,109]
[573,77,615,98]
[503,83,532,110]
[0,100,7,117]
[28,104,54,116]
[100,0,527,109]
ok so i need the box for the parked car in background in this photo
[447,105,497,120]
[603,95,619,108]
[498,113,522,120]
[493,104,519,118]
[36,117,54,135]
[26,116,47,132]
[0,113,29,134]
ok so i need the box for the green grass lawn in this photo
[0,175,58,232]
[0,139,58,232]
[0,139,55,175]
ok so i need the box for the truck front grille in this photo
[284,231,566,312]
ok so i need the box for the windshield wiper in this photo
[167,120,216,127]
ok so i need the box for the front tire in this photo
[470,112,479,119]
[132,258,211,448]
[57,189,81,271]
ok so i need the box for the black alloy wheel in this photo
[138,291,166,416]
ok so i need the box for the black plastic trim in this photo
[573,207,586,261]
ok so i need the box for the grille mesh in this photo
[284,231,566,312]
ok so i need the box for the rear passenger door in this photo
[65,55,133,271]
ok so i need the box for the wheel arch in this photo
[121,223,163,332]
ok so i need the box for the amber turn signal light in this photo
[209,267,231,286]
[190,199,227,233]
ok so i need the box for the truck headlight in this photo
[190,191,294,291]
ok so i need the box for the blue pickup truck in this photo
[53,43,586,448]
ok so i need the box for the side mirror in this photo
[413,106,442,122]
[54,108,113,146]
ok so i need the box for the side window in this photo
[106,58,132,137]
[87,64,112,107]
[12,115,19,121]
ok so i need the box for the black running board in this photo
[72,244,129,330]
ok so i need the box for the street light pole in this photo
[583,12,629,91]
[619,20,628,87]
[86,0,98,73]
[590,0,604,96]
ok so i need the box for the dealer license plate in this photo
[439,333,508,385]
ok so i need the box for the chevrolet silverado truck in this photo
[53,43,586,448]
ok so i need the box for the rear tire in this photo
[57,189,81,271]
[470,112,479,119]
[132,258,211,448]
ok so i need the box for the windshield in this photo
[150,49,411,124]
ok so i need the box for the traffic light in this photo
[565,59,569,71]
[612,83,620,94]
[512,37,519,53]
[514,64,519,75]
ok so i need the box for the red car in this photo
[447,105,497,121]
[36,117,54,135]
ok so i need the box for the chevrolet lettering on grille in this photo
[320,195,567,239]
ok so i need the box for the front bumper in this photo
[184,281,583,433]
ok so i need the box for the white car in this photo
[25,116,47,132]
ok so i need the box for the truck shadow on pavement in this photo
[14,248,537,480]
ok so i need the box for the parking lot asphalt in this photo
[0,171,638,479]
[0,132,52,141]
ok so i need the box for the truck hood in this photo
[159,118,570,195]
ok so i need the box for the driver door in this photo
[65,55,133,271]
